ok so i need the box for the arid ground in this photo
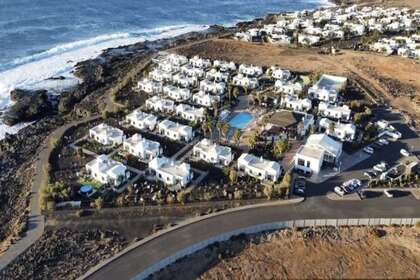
[171,39,420,126]
[151,226,420,280]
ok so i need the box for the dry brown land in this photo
[170,39,420,125]
[151,226,420,280]
[336,0,420,9]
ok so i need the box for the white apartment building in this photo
[308,74,347,103]
[123,134,161,161]
[175,104,205,123]
[163,85,191,102]
[136,78,163,94]
[192,91,221,107]
[318,102,351,121]
[158,120,194,142]
[86,155,128,186]
[232,74,259,90]
[237,153,282,182]
[199,79,226,95]
[125,110,158,131]
[89,123,125,146]
[145,96,175,113]
[280,95,312,112]
[148,156,193,189]
[319,118,356,142]
[193,139,233,166]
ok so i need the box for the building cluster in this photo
[234,5,419,48]
[370,34,420,59]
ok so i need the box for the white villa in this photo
[172,73,197,88]
[232,74,259,90]
[86,155,128,187]
[213,60,237,72]
[163,85,191,102]
[89,123,125,146]
[192,91,221,107]
[206,69,230,83]
[149,69,173,83]
[237,153,282,182]
[145,96,175,113]
[268,67,292,80]
[298,34,321,46]
[308,74,347,103]
[238,64,263,77]
[164,53,188,66]
[148,156,193,189]
[136,78,163,94]
[281,95,312,112]
[275,80,303,95]
[123,134,161,161]
[158,120,194,142]
[189,56,211,69]
[319,118,356,141]
[181,64,205,79]
[318,102,351,121]
[294,133,342,174]
[193,139,233,166]
[199,79,226,95]
[175,104,205,123]
[125,110,158,131]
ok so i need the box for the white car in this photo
[383,189,393,198]
[363,146,374,154]
[373,162,388,172]
[400,149,410,157]
[378,138,389,145]
[334,186,345,196]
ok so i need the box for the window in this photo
[297,159,305,166]
[306,161,311,167]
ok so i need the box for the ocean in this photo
[0,0,329,138]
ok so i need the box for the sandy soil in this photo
[151,226,420,280]
[170,39,420,124]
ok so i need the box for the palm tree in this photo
[233,128,241,146]
[216,122,223,142]
[212,101,219,118]
[273,139,288,159]
[220,123,231,142]
[247,132,258,149]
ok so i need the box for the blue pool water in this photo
[229,112,254,129]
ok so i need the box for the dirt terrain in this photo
[171,39,420,125]
[334,0,420,9]
[151,226,420,280]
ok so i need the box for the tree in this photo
[328,122,336,134]
[263,184,274,200]
[276,171,292,197]
[350,100,361,111]
[115,195,125,207]
[201,120,213,138]
[247,132,259,149]
[212,101,219,118]
[273,139,288,159]
[220,123,230,141]
[177,191,187,205]
[229,168,238,183]
[233,128,241,146]
[234,189,244,200]
[94,197,104,209]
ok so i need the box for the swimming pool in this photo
[228,112,254,129]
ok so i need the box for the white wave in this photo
[0,23,208,139]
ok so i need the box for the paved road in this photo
[85,195,420,280]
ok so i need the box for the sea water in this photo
[0,0,331,138]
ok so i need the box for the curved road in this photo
[85,195,420,280]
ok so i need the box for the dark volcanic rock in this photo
[3,89,54,126]
[0,228,127,280]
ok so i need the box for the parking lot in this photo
[305,107,420,200]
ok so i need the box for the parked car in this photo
[400,149,410,157]
[363,170,377,179]
[293,178,306,196]
[378,138,389,145]
[363,146,374,154]
[383,189,393,198]
[341,179,362,193]
[334,186,345,196]
[373,162,388,172]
